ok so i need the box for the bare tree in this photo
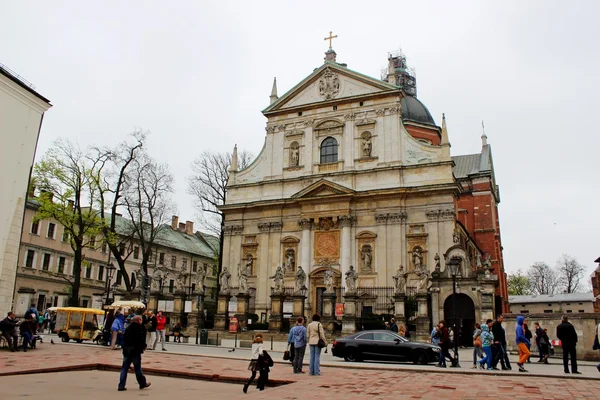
[92,131,148,291]
[527,262,560,295]
[507,270,532,295]
[123,154,175,302]
[556,254,585,293]
[34,139,106,306]
[187,149,253,289]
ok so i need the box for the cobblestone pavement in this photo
[1,343,599,399]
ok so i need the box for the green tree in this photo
[33,139,106,306]
[507,270,531,295]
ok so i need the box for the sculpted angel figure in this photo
[295,266,306,293]
[219,267,231,294]
[392,265,406,293]
[324,266,334,293]
[270,265,285,293]
[345,265,358,292]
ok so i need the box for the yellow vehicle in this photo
[53,307,104,343]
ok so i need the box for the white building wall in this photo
[0,71,51,318]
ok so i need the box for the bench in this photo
[165,333,189,343]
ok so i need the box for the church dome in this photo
[401,95,436,126]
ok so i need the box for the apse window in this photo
[320,137,338,164]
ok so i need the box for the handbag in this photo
[317,322,326,349]
[473,337,482,348]
[283,344,291,360]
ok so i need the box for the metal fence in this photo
[343,286,396,316]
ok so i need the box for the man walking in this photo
[534,322,544,362]
[0,312,20,352]
[491,315,511,370]
[288,317,307,373]
[390,318,399,333]
[153,311,167,351]
[118,315,151,391]
[556,315,580,374]
[145,311,157,350]
[515,315,531,372]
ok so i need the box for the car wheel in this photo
[61,336,70,343]
[344,349,361,362]
[413,351,428,365]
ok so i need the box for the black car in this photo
[331,330,440,364]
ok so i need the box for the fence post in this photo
[216,333,219,347]
[271,335,273,351]
[235,333,237,348]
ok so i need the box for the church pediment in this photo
[263,63,398,114]
[291,179,355,199]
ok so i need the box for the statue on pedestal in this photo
[175,271,186,292]
[295,266,306,293]
[412,247,423,270]
[483,254,492,278]
[219,267,231,294]
[194,264,207,294]
[345,265,358,292]
[392,265,406,294]
[245,254,254,276]
[324,266,334,293]
[238,263,249,293]
[415,265,429,293]
[434,253,441,273]
[270,265,284,293]
[476,253,483,270]
[285,249,295,273]
[151,267,163,291]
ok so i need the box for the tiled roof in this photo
[509,293,595,304]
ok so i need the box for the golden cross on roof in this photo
[324,31,338,49]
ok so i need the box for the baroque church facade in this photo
[220,45,507,337]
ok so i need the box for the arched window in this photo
[320,137,338,164]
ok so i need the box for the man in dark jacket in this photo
[118,315,151,391]
[534,322,544,362]
[556,315,580,374]
[491,315,511,370]
[390,318,399,333]
[0,312,19,352]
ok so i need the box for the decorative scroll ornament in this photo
[318,68,340,100]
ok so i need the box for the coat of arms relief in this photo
[318,68,340,99]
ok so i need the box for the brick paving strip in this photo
[1,344,599,399]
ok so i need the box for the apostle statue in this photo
[295,266,306,293]
[392,265,406,294]
[291,147,299,167]
[270,265,285,293]
[412,247,423,270]
[362,137,372,157]
[195,264,207,294]
[476,253,483,270]
[324,266,334,293]
[238,263,249,293]
[151,267,163,291]
[345,265,358,292]
[415,265,429,293]
[453,229,460,244]
[219,267,231,294]
[360,245,372,272]
[434,253,441,273]
[285,249,295,273]
[175,270,186,292]
[483,254,492,278]
[134,268,144,290]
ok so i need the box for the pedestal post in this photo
[269,293,286,332]
[214,293,231,331]
[414,294,430,342]
[393,293,406,327]
[342,293,359,334]
[291,294,307,324]
[236,293,251,330]
[321,292,338,332]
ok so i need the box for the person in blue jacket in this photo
[515,315,531,372]
[111,312,125,349]
[478,324,494,370]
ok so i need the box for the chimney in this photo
[185,221,194,235]
[178,222,186,232]
[171,215,179,230]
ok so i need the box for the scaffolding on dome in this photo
[381,48,417,96]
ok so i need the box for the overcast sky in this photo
[2,1,599,283]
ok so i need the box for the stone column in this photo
[236,292,251,331]
[393,293,406,326]
[298,218,312,311]
[342,293,359,334]
[414,294,430,342]
[268,292,286,332]
[214,293,231,331]
[339,215,354,289]
[321,292,338,332]
[291,293,307,323]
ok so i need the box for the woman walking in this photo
[243,333,267,393]
[472,323,483,368]
[307,314,327,376]
[436,320,452,368]
[539,328,550,364]
[478,323,494,370]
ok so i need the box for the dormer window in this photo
[320,137,338,164]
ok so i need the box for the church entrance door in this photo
[443,293,475,348]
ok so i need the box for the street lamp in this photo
[103,263,117,321]
[447,256,461,368]
[195,287,205,345]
